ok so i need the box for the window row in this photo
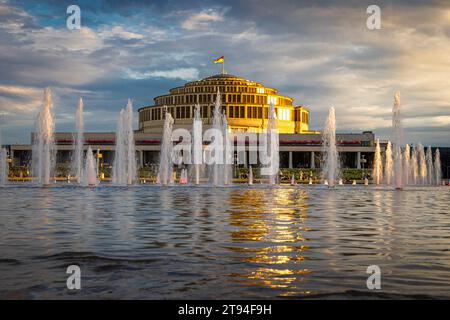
[156,94,292,106]
[170,85,265,95]
[293,109,309,124]
[140,106,309,123]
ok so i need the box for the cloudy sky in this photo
[0,0,449,145]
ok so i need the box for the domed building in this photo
[8,72,379,174]
[138,73,311,134]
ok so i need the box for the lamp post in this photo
[361,154,367,177]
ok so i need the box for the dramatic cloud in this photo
[181,9,225,30]
[124,68,199,81]
[0,85,42,115]
[99,25,144,40]
[0,0,449,146]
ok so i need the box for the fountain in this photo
[248,166,253,185]
[179,168,188,184]
[207,90,228,186]
[411,145,418,185]
[72,97,84,183]
[112,99,136,185]
[434,149,441,186]
[426,146,434,185]
[10,89,446,189]
[184,169,188,184]
[0,132,6,185]
[32,88,55,185]
[338,178,343,185]
[403,144,410,186]
[373,139,383,185]
[384,141,393,185]
[158,108,174,185]
[290,174,296,186]
[82,146,98,186]
[222,111,233,185]
[321,107,339,187]
[417,143,427,184]
[184,169,189,184]
[265,103,279,185]
[0,148,7,185]
[392,92,404,189]
[192,104,203,185]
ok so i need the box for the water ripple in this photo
[0,184,449,299]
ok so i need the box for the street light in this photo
[361,154,367,178]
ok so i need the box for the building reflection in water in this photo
[225,187,312,296]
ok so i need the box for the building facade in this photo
[8,131,377,171]
[6,73,448,179]
[138,74,313,134]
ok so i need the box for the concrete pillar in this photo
[356,151,361,169]
[310,151,315,169]
[288,151,293,169]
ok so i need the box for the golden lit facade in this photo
[138,74,310,134]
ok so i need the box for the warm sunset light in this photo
[0,0,449,310]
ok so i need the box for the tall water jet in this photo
[125,100,137,185]
[266,103,279,185]
[391,92,404,189]
[112,99,137,185]
[417,143,427,184]
[192,104,203,185]
[82,146,98,186]
[373,138,383,185]
[113,109,125,183]
[426,146,434,185]
[321,106,339,187]
[434,149,441,186]
[248,166,253,185]
[403,144,411,185]
[72,97,84,183]
[290,174,296,186]
[32,88,55,185]
[179,168,188,184]
[384,141,393,185]
[0,148,6,185]
[208,90,224,185]
[222,110,233,185]
[411,145,418,185]
[0,130,6,184]
[158,108,174,185]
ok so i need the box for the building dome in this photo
[138,73,310,134]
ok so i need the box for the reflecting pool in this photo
[0,184,449,299]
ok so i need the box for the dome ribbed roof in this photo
[202,74,241,80]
